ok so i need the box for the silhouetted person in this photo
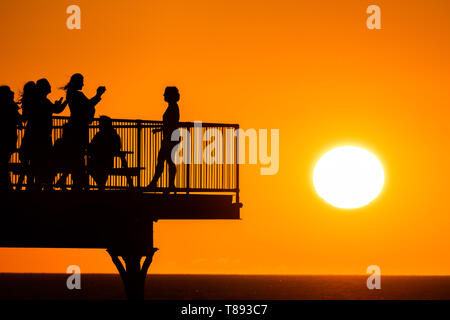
[32,78,67,189]
[18,81,38,188]
[63,73,106,190]
[0,86,21,190]
[18,79,66,190]
[87,116,121,190]
[147,87,180,191]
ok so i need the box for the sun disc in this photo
[313,146,384,209]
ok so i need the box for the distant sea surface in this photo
[0,274,449,300]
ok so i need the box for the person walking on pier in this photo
[147,86,180,191]
[63,73,106,190]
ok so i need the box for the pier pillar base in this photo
[108,248,158,300]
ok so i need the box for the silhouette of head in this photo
[22,81,36,94]
[20,81,37,104]
[99,116,113,131]
[36,78,51,96]
[0,86,14,104]
[64,73,84,91]
[164,86,180,103]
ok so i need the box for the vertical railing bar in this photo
[235,126,239,204]
[222,127,225,190]
[137,120,142,190]
[186,138,190,193]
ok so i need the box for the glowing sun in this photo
[313,146,384,209]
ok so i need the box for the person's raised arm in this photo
[89,86,106,108]
[52,97,68,114]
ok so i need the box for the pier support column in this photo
[108,248,158,300]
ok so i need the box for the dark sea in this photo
[0,274,449,300]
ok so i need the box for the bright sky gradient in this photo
[1,0,450,275]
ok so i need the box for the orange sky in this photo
[1,0,450,275]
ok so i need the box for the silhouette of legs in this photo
[1,152,12,191]
[148,140,177,190]
[16,160,33,190]
[168,160,176,189]
[119,152,134,189]
[72,164,88,191]
[149,152,167,187]
[90,169,108,191]
[33,146,52,190]
[55,173,69,190]
[18,147,32,190]
[88,155,115,191]
[71,136,89,191]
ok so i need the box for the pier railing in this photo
[10,116,240,202]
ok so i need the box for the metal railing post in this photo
[235,126,239,204]
[185,126,190,194]
[137,120,142,190]
[186,162,190,194]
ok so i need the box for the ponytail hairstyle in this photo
[62,73,84,92]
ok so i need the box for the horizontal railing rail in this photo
[10,116,240,202]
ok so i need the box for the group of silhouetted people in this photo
[1,73,180,192]
[2,73,108,190]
